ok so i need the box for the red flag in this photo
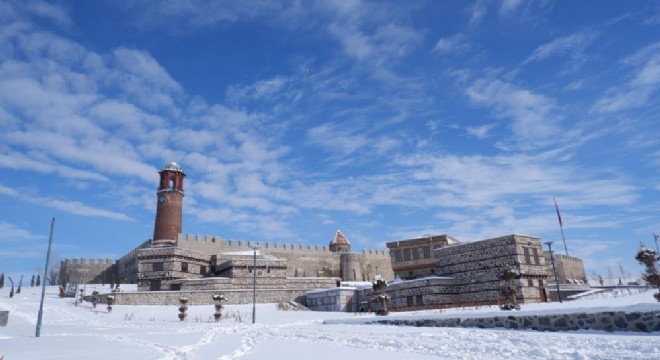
[554,197,563,228]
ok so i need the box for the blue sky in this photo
[1,0,659,281]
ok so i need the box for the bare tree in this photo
[47,264,60,286]
[606,266,614,286]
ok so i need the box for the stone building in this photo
[386,234,459,280]
[434,234,549,305]
[543,251,589,299]
[311,234,555,312]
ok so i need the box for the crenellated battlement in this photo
[61,257,114,265]
[362,249,388,256]
[176,233,335,253]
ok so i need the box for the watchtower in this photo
[329,230,351,253]
[152,161,185,247]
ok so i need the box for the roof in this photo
[330,230,351,245]
[162,161,183,172]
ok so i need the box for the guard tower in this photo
[152,161,185,247]
[329,230,351,253]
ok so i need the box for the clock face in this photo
[158,195,165,204]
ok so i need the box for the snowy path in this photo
[1,287,659,359]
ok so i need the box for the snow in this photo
[1,286,659,360]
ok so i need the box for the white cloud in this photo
[432,34,471,55]
[525,31,598,64]
[465,78,559,143]
[499,0,524,17]
[0,221,44,240]
[466,123,497,139]
[307,123,368,157]
[0,184,133,221]
[593,44,660,113]
[22,1,72,27]
[468,0,488,25]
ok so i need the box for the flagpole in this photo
[554,197,569,256]
[559,223,569,256]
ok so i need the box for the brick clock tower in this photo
[152,161,185,247]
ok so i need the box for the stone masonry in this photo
[434,234,549,305]
[354,310,660,333]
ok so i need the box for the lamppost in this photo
[76,268,89,307]
[252,245,258,324]
[544,241,562,303]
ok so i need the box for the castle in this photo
[60,161,587,309]
[60,161,393,303]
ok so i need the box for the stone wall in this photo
[101,286,328,305]
[59,257,115,285]
[354,310,660,333]
[363,277,456,310]
[544,251,587,283]
[435,234,548,305]
[173,233,393,281]
[117,240,151,284]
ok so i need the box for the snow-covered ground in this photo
[1,285,658,360]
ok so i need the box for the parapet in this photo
[61,257,114,266]
[177,233,334,253]
[362,249,388,256]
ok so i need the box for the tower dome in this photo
[163,161,183,172]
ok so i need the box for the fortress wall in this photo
[135,233,392,282]
[175,233,333,255]
[59,258,115,285]
[117,240,152,284]
[359,253,395,281]
[260,249,341,278]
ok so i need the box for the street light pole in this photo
[36,217,55,338]
[252,245,257,324]
[544,241,562,303]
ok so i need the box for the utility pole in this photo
[544,241,562,303]
[252,245,258,324]
[36,218,55,337]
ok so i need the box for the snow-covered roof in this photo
[330,229,350,245]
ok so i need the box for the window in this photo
[395,250,403,262]
[200,266,206,275]
[539,279,544,286]
[524,248,531,264]
[404,248,412,261]
[416,295,423,306]
[413,247,420,260]
[527,279,533,287]
[407,296,414,307]
[532,248,540,265]
[423,246,431,259]
[149,280,161,291]
[152,263,164,272]
[181,262,188,273]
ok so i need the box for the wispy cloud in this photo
[468,0,488,25]
[465,123,497,139]
[593,42,660,113]
[0,184,133,221]
[499,0,524,17]
[524,30,598,64]
[432,34,472,55]
[465,78,560,145]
